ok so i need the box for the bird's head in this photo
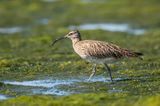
[66,30,81,40]
[51,30,81,46]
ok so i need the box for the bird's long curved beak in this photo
[51,36,67,46]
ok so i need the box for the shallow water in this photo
[81,0,106,3]
[37,18,49,25]
[69,23,145,35]
[3,76,124,96]
[0,27,24,34]
[0,94,8,100]
[0,18,49,35]
[0,23,145,35]
[41,0,57,2]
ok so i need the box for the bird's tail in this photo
[122,49,143,60]
[133,52,143,60]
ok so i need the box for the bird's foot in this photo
[110,79,114,83]
[87,78,91,82]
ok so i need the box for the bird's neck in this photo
[71,38,81,45]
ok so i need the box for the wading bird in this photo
[51,30,143,82]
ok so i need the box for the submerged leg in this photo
[104,63,113,82]
[87,64,97,81]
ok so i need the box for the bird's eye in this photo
[69,33,73,35]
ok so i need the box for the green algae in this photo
[0,94,160,106]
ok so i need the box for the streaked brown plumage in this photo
[73,40,142,60]
[52,30,143,82]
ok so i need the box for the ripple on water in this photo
[4,79,79,88]
[69,23,145,35]
[42,88,70,95]
[3,79,80,96]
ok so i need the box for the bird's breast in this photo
[73,44,86,56]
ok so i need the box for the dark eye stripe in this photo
[69,31,76,35]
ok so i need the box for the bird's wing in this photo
[79,40,126,59]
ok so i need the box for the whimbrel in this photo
[51,30,143,82]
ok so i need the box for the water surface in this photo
[41,0,57,2]
[3,76,124,96]
[0,27,24,34]
[0,94,8,100]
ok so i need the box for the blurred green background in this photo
[0,0,160,106]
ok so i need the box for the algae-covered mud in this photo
[0,0,160,106]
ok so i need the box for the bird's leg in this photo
[104,63,113,82]
[87,64,97,81]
